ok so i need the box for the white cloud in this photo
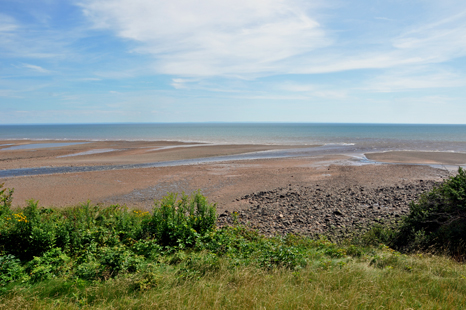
[278,82,347,99]
[79,1,466,78]
[78,77,101,81]
[79,0,330,77]
[364,68,466,92]
[0,89,20,98]
[171,78,196,89]
[0,14,18,32]
[279,82,316,92]
[22,63,52,74]
[0,12,89,61]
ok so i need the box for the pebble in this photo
[217,180,439,239]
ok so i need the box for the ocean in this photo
[1,123,466,152]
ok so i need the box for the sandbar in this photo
[0,140,311,170]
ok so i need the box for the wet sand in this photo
[0,140,309,170]
[366,151,466,165]
[0,140,461,212]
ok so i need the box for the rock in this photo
[334,209,344,216]
[218,180,437,238]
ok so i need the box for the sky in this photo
[1,0,466,124]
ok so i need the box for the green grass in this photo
[1,185,466,309]
[1,251,465,309]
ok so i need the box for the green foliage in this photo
[145,191,217,247]
[0,183,14,215]
[0,200,150,261]
[257,244,307,270]
[357,224,397,247]
[4,184,466,310]
[74,246,145,280]
[0,254,26,287]
[1,185,466,308]
[27,248,71,282]
[0,189,218,284]
[393,167,466,257]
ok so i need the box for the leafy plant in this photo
[0,183,14,216]
[27,248,71,282]
[145,191,217,247]
[393,167,466,257]
[0,254,26,286]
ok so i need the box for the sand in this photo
[0,140,309,170]
[366,151,466,165]
[0,140,461,212]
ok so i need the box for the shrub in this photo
[0,254,26,286]
[393,167,466,257]
[27,248,71,282]
[0,183,14,214]
[257,244,307,270]
[0,200,56,261]
[0,200,150,261]
[75,246,145,280]
[145,191,217,247]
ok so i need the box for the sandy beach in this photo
[1,140,463,215]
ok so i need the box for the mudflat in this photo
[366,151,466,165]
[0,140,311,170]
[0,140,460,220]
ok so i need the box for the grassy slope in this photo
[1,252,466,309]
[1,186,466,309]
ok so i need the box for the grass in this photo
[1,252,465,309]
[1,185,466,309]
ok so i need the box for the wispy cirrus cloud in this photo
[0,13,18,32]
[78,0,331,77]
[78,0,466,78]
[22,63,52,74]
[365,68,466,93]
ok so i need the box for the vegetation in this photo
[0,179,465,309]
[379,167,466,259]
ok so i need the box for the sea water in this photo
[1,123,466,152]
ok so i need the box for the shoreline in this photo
[366,150,466,166]
[0,139,464,212]
[0,139,314,171]
[2,139,465,177]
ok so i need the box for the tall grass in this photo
[1,186,466,309]
[1,253,465,309]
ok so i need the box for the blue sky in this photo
[1,0,466,124]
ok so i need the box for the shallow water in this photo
[0,145,348,177]
[2,123,466,152]
[1,144,465,178]
[57,148,116,158]
[0,145,394,178]
[1,142,88,151]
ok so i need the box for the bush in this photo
[27,248,71,282]
[0,200,150,261]
[75,246,145,280]
[0,254,26,286]
[145,191,217,247]
[393,167,466,257]
[257,244,307,270]
[0,183,14,214]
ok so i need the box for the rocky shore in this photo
[218,180,438,239]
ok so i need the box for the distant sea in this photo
[1,123,466,153]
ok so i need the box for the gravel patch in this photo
[218,180,438,239]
